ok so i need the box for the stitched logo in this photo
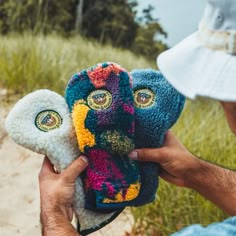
[134,89,155,108]
[35,110,62,132]
[87,90,112,110]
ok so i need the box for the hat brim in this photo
[157,32,236,102]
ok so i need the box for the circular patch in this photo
[35,110,62,132]
[134,89,155,108]
[87,90,112,110]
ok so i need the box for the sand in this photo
[0,100,134,236]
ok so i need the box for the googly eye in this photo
[134,89,155,108]
[35,110,63,132]
[87,90,113,110]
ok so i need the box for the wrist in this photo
[40,207,77,236]
[183,155,209,189]
[41,206,65,225]
[40,200,70,225]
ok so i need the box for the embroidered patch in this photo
[87,90,112,110]
[35,110,62,132]
[134,89,155,108]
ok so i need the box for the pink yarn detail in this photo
[123,104,134,114]
[85,149,128,197]
[128,121,135,134]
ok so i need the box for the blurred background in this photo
[1,1,236,236]
[0,0,206,95]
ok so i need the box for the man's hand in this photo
[129,130,236,215]
[39,156,88,236]
[128,130,200,187]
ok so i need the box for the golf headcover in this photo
[65,62,141,212]
[131,69,186,205]
[5,89,122,235]
[65,63,186,212]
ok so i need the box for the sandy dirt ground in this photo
[0,97,134,236]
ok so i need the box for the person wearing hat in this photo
[39,0,236,235]
[128,0,236,234]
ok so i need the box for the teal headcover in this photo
[131,69,185,205]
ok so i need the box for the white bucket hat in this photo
[157,0,236,101]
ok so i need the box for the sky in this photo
[137,0,206,46]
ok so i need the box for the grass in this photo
[0,33,154,99]
[1,34,236,236]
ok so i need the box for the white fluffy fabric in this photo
[5,89,117,233]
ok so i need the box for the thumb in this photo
[128,148,165,163]
[62,156,88,183]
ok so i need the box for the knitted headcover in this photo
[65,63,185,213]
[65,63,141,212]
[5,62,185,235]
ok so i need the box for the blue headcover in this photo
[131,69,185,205]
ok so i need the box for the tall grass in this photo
[1,34,236,235]
[0,34,154,98]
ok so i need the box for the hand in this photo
[39,156,88,222]
[129,130,236,215]
[128,130,200,187]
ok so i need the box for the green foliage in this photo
[132,4,167,60]
[132,98,236,235]
[0,34,154,98]
[0,0,75,34]
[132,22,168,60]
[82,0,139,48]
[0,0,167,59]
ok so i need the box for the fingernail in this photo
[80,156,89,164]
[128,151,138,160]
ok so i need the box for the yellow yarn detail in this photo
[103,182,141,203]
[72,101,96,152]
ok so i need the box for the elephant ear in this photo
[5,89,123,235]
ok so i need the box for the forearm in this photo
[41,208,79,236]
[185,157,236,215]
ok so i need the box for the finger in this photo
[159,169,185,187]
[128,148,165,163]
[39,156,55,176]
[62,156,88,183]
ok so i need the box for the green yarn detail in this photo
[100,130,135,155]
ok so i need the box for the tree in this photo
[75,0,83,34]
[0,0,76,34]
[0,0,8,34]
[0,0,167,59]
[81,0,139,47]
[132,4,168,60]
